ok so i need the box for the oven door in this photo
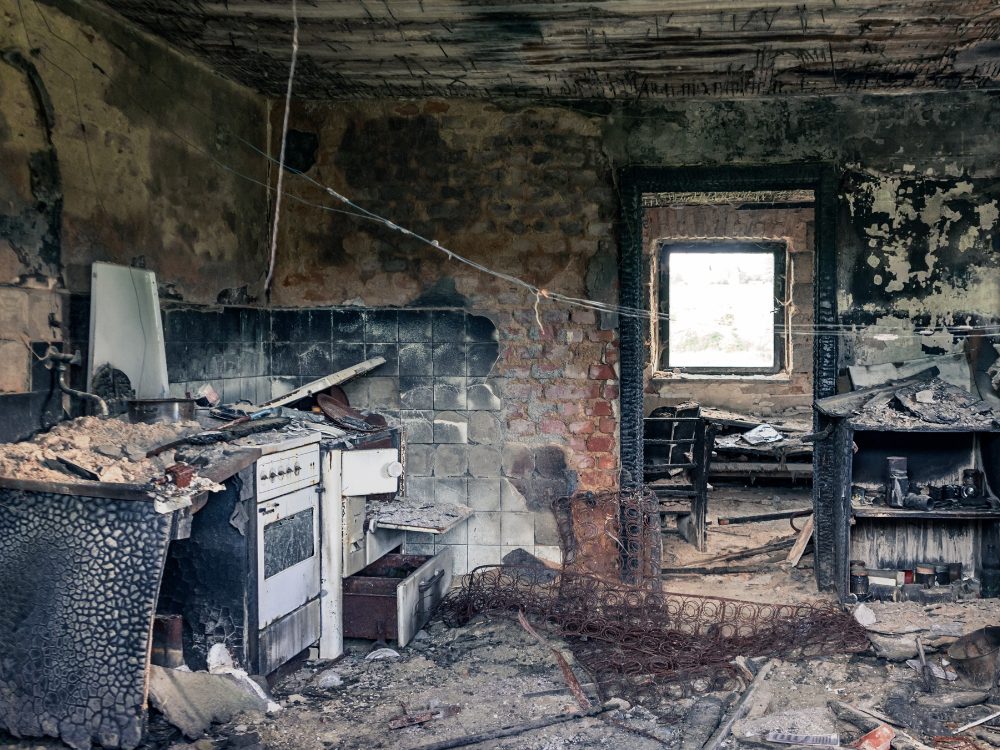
[256,486,321,628]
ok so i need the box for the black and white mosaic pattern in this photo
[0,489,173,750]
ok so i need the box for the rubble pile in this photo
[0,416,201,484]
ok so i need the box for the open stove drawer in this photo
[342,549,453,647]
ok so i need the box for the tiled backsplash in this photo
[160,304,519,574]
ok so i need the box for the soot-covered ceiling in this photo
[99,1,1000,100]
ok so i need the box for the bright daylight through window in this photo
[660,242,785,374]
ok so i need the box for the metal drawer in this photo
[342,549,453,647]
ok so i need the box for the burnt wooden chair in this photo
[644,404,716,551]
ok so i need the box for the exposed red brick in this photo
[543,383,600,401]
[578,469,617,490]
[558,402,582,417]
[570,309,597,325]
[540,419,568,436]
[586,434,614,452]
[602,385,619,400]
[596,455,618,470]
[598,417,616,434]
[587,329,616,342]
[569,420,595,435]
[588,401,613,417]
[588,363,616,380]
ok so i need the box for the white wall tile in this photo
[501,512,535,546]
[468,545,502,569]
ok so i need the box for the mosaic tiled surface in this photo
[0,489,173,750]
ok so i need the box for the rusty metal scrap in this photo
[440,565,869,697]
[443,488,867,697]
[553,489,662,587]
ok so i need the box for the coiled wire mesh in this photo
[440,489,868,699]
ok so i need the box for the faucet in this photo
[43,347,109,417]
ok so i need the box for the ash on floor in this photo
[157,616,999,750]
[661,484,828,605]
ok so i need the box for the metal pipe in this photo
[45,347,109,417]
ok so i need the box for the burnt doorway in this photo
[617,164,840,590]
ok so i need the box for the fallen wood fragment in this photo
[700,659,775,750]
[256,356,386,410]
[389,705,460,730]
[517,610,591,710]
[717,509,813,525]
[681,537,797,568]
[661,565,777,575]
[829,701,936,750]
[786,515,815,566]
[407,706,613,750]
[952,707,1000,734]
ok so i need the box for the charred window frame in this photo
[655,240,788,376]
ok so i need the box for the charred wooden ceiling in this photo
[97,1,1000,100]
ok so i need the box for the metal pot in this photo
[127,398,196,424]
[947,626,1000,689]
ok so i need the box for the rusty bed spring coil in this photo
[439,489,869,698]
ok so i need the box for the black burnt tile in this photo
[220,307,242,341]
[165,342,190,382]
[399,376,434,409]
[432,311,466,342]
[199,310,224,342]
[398,343,433,376]
[271,309,307,342]
[432,343,466,376]
[221,344,243,378]
[398,310,434,342]
[467,342,499,376]
[331,310,364,343]
[271,342,300,376]
[241,307,265,342]
[299,344,335,378]
[306,309,332,342]
[329,343,366,372]
[434,377,467,410]
[366,343,398,375]
[401,410,434,444]
[365,310,398,343]
[466,314,499,343]
[205,342,228,379]
[239,345,267,378]
[167,309,205,343]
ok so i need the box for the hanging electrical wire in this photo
[265,0,300,299]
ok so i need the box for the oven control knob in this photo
[385,461,403,478]
[269,471,277,479]
[293,464,301,475]
[260,473,267,480]
[277,469,287,476]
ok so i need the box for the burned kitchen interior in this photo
[7,2,1000,750]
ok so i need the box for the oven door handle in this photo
[418,568,445,593]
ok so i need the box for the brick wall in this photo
[642,204,815,417]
